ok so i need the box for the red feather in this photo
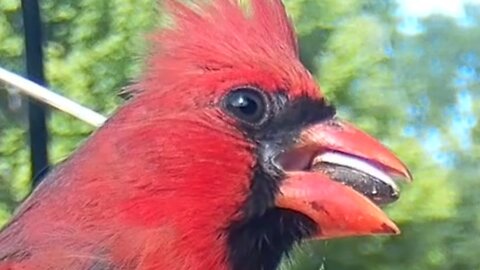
[139,0,319,100]
[0,0,323,269]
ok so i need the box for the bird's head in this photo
[95,0,411,269]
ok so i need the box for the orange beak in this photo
[275,119,412,239]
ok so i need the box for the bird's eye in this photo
[224,87,268,126]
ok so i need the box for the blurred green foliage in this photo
[0,0,479,269]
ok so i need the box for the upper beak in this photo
[275,118,412,239]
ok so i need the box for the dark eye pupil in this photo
[231,95,258,115]
[225,88,267,125]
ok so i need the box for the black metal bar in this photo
[21,0,49,186]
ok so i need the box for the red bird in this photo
[0,0,411,269]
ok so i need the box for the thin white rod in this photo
[0,67,106,127]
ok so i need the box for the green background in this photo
[1,0,479,269]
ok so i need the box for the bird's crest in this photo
[135,0,302,96]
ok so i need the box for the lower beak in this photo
[275,119,412,239]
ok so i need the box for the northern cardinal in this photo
[0,0,411,269]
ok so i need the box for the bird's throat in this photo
[226,208,316,270]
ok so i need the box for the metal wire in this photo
[0,67,106,127]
